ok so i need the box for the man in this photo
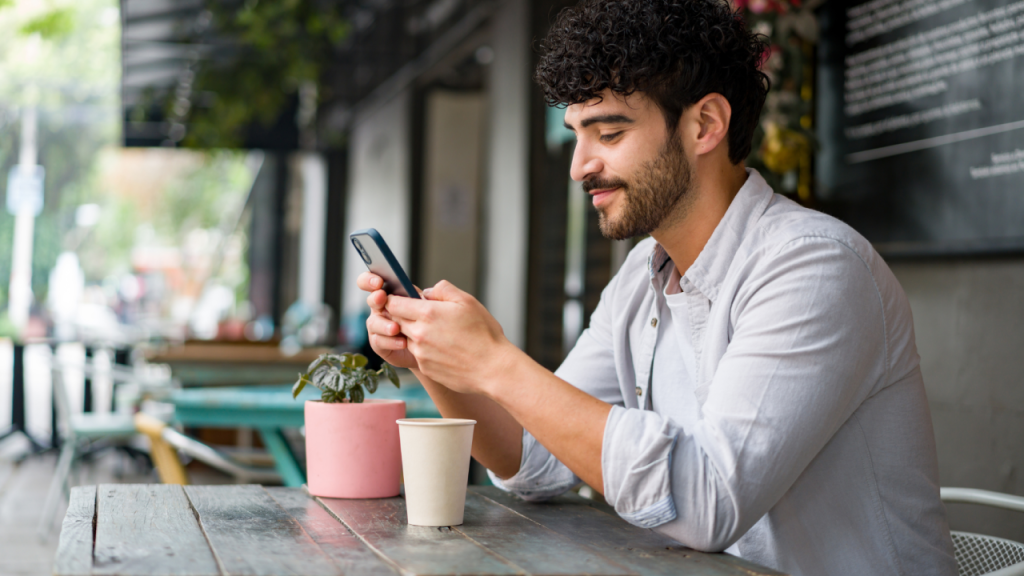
[358,1,956,574]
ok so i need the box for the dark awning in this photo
[121,0,496,149]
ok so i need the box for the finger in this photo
[385,293,436,321]
[422,279,464,302]
[366,289,388,311]
[357,272,384,292]
[366,314,401,337]
[371,333,407,350]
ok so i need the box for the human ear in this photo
[690,93,731,157]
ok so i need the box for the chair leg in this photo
[38,442,76,541]
[258,427,305,487]
[134,413,187,485]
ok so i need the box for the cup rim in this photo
[397,418,477,427]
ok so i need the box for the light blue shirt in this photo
[489,169,956,576]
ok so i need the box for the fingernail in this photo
[422,288,433,297]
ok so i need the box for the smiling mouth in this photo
[589,187,619,208]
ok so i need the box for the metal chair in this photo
[133,412,281,485]
[37,359,139,539]
[942,487,1024,576]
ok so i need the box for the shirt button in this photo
[636,387,643,396]
[650,318,658,328]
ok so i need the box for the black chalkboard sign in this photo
[816,0,1024,255]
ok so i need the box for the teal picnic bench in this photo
[170,382,441,487]
[53,484,785,576]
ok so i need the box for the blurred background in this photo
[1,0,1023,573]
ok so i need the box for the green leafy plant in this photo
[20,8,75,39]
[169,0,351,148]
[292,353,400,404]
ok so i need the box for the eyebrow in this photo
[564,114,636,130]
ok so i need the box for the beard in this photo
[583,134,694,240]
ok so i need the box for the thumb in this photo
[422,279,464,302]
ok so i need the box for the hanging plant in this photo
[735,0,823,203]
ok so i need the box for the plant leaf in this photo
[311,366,329,389]
[307,353,328,374]
[341,352,356,368]
[351,353,368,368]
[330,369,345,392]
[292,375,308,399]
[349,385,365,404]
[297,354,339,394]
[365,370,379,394]
[381,363,400,389]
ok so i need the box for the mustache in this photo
[582,178,628,193]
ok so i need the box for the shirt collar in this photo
[647,168,774,301]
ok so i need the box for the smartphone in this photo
[350,228,420,299]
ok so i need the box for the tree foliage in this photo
[175,0,350,148]
[0,0,119,303]
[20,8,76,39]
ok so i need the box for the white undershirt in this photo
[651,266,699,425]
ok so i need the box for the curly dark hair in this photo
[535,0,769,164]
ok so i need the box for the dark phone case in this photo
[350,228,420,299]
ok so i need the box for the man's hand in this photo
[360,274,608,489]
[384,280,520,397]
[387,279,608,490]
[357,271,419,370]
[358,273,525,479]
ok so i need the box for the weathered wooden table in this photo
[54,484,784,576]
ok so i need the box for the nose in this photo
[569,140,604,183]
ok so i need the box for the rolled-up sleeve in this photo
[600,237,887,550]
[487,428,580,500]
[602,406,679,527]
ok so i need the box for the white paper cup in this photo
[397,418,476,526]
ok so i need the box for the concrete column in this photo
[246,156,281,327]
[483,0,530,348]
[297,153,327,308]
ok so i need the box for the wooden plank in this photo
[92,484,220,576]
[472,487,785,576]
[455,491,633,575]
[317,495,524,576]
[52,485,95,576]
[266,487,398,576]
[185,484,341,576]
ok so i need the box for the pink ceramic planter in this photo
[304,398,406,498]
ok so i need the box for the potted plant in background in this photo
[293,353,404,498]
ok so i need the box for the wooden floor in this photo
[0,437,237,576]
